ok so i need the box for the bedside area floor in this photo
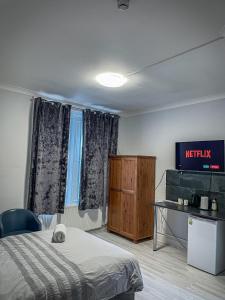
[90,228,225,300]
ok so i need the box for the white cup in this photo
[178,198,183,205]
[184,199,189,206]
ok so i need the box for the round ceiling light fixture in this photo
[96,72,128,88]
[117,0,130,10]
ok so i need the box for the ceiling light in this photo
[96,72,128,88]
[117,0,130,10]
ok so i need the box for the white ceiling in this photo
[1,0,225,115]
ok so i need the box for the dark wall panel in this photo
[166,170,225,211]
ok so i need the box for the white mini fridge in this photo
[187,216,225,275]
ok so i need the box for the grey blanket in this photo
[0,228,143,300]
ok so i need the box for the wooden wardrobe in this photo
[107,155,156,243]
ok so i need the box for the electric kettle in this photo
[200,196,209,210]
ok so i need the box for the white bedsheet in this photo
[0,227,143,300]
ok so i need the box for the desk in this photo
[153,201,225,251]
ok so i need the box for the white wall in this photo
[118,99,225,242]
[0,88,102,231]
[0,89,31,212]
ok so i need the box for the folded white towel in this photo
[52,224,67,243]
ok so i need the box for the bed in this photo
[0,227,143,300]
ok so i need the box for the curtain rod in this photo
[31,97,84,111]
[1,83,119,114]
[30,96,120,115]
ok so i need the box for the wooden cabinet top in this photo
[109,155,156,159]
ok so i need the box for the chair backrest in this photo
[0,209,41,236]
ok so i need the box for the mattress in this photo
[0,227,143,300]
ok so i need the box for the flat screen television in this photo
[176,140,224,172]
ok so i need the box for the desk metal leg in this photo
[153,205,158,251]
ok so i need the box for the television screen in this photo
[176,140,224,172]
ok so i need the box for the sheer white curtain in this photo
[38,214,58,230]
[65,110,83,207]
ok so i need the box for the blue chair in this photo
[0,209,42,238]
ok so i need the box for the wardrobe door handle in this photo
[121,189,134,194]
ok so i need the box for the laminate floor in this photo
[90,228,225,300]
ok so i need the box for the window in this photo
[65,110,83,207]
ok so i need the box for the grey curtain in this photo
[79,110,119,211]
[28,98,71,214]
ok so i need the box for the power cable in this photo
[155,170,166,191]
[127,37,224,77]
